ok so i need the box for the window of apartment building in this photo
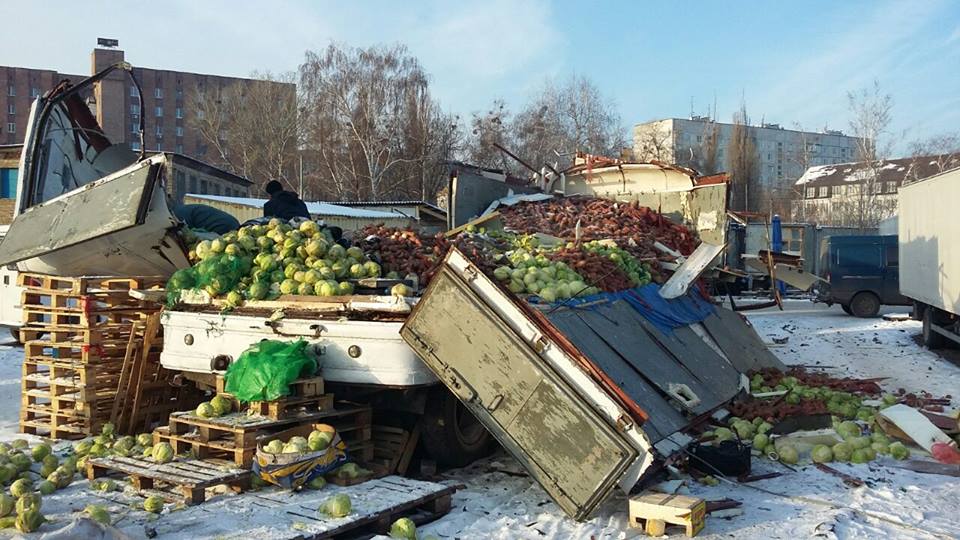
[131,123,139,134]
[175,107,183,119]
[155,125,162,137]
[155,106,163,117]
[213,184,221,196]
[155,88,163,99]
[870,182,881,194]
[696,135,702,143]
[806,187,816,198]
[835,185,845,196]
[6,123,14,133]
[176,144,183,154]
[7,104,13,115]
[818,186,828,197]
[30,87,39,98]
[176,126,183,137]
[176,88,183,100]
[131,141,141,151]
[7,86,15,97]
[130,86,138,97]
[200,180,208,194]
[197,109,205,120]
[156,142,162,151]
[189,175,198,193]
[885,181,897,193]
[130,104,140,115]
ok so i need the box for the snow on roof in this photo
[795,164,837,185]
[186,194,407,219]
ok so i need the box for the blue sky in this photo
[7,0,959,153]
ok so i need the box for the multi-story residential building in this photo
[0,42,293,178]
[791,154,960,227]
[633,117,863,211]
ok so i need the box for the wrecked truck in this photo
[0,62,786,520]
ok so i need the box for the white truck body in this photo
[161,307,437,387]
[898,167,960,317]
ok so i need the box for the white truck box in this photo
[898,167,960,316]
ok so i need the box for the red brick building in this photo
[0,43,294,166]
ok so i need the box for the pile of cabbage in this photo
[262,429,336,455]
[488,234,653,302]
[168,219,382,306]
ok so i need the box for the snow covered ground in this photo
[416,303,960,540]
[0,302,958,539]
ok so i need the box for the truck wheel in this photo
[922,307,946,349]
[849,292,880,318]
[8,327,21,345]
[841,304,853,315]
[419,386,494,468]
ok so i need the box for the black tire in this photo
[841,304,853,315]
[8,327,21,345]
[419,386,495,468]
[922,307,946,349]
[849,292,881,318]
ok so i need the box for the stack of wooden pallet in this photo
[17,272,175,439]
[152,382,373,468]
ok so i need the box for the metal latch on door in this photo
[442,366,478,404]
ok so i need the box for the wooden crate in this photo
[86,455,251,505]
[628,493,706,537]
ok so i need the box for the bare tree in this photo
[846,80,892,230]
[511,75,625,171]
[907,132,960,181]
[463,100,517,174]
[726,103,761,212]
[191,72,299,189]
[633,121,673,162]
[299,43,455,201]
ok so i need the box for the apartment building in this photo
[633,117,863,205]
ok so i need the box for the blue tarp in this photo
[547,283,716,334]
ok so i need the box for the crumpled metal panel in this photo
[0,157,188,276]
[546,298,741,441]
[700,307,786,372]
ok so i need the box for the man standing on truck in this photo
[263,180,310,220]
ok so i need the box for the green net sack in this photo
[166,267,198,306]
[225,339,317,402]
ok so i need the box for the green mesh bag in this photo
[224,339,317,402]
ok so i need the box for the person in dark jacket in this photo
[173,203,240,235]
[263,180,310,220]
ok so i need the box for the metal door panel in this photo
[402,266,637,520]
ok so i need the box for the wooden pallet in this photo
[17,325,139,346]
[215,376,325,398]
[20,406,107,440]
[110,314,196,435]
[369,424,420,477]
[246,393,335,421]
[276,476,455,539]
[86,455,251,505]
[21,306,157,329]
[17,273,166,294]
[24,340,130,364]
[156,406,372,468]
[629,493,706,537]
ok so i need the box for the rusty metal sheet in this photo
[401,266,637,520]
[700,308,786,372]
